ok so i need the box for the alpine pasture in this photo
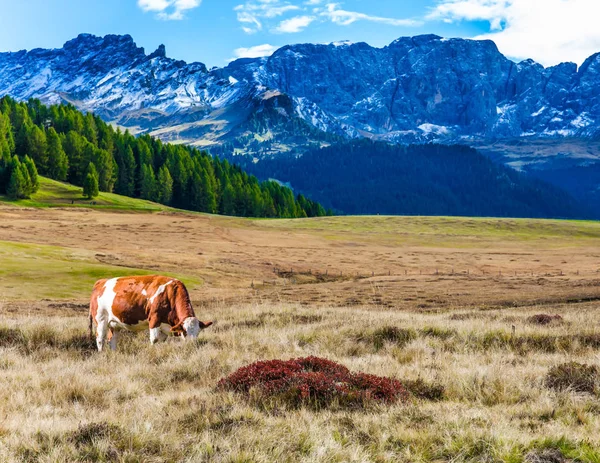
[1,185,600,462]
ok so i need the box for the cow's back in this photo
[92,275,178,328]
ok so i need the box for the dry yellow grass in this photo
[1,302,600,462]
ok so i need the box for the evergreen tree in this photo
[46,127,69,181]
[6,156,32,199]
[140,164,157,201]
[157,165,173,205]
[222,183,236,216]
[62,131,86,184]
[0,113,14,160]
[83,163,99,199]
[23,156,39,193]
[115,145,136,197]
[26,125,48,174]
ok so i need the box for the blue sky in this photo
[0,0,599,67]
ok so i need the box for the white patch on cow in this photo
[141,289,148,296]
[149,327,165,344]
[95,278,119,352]
[149,280,174,304]
[183,317,201,339]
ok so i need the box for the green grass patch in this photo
[256,215,600,246]
[0,240,201,300]
[0,177,168,211]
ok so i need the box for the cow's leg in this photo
[149,320,162,345]
[96,319,109,352]
[108,329,119,351]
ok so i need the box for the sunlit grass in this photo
[0,240,202,300]
[1,302,600,461]
[0,177,167,211]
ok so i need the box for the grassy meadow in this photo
[1,185,600,461]
[2,303,600,462]
[0,177,168,211]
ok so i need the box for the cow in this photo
[89,275,213,351]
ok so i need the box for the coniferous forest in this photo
[0,97,330,218]
[237,140,591,219]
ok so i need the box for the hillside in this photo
[0,96,329,218]
[239,141,591,219]
[0,176,167,211]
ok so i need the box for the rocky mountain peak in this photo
[1,33,600,151]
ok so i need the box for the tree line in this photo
[0,97,330,218]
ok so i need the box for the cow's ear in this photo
[199,321,213,329]
[170,322,184,333]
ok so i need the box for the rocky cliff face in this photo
[1,33,600,152]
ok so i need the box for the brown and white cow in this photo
[89,275,212,351]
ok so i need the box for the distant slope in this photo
[0,176,168,211]
[240,141,591,219]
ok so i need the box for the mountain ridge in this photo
[2,32,600,153]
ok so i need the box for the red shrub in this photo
[218,356,409,409]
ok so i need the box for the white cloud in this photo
[232,44,278,59]
[322,3,422,27]
[138,0,201,20]
[428,0,600,66]
[235,0,419,34]
[235,0,301,33]
[274,15,316,33]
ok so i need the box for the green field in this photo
[0,241,202,300]
[0,177,168,211]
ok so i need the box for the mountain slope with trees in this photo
[0,97,329,218]
[237,141,591,219]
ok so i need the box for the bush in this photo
[218,356,409,409]
[404,378,445,401]
[527,314,564,326]
[359,326,416,351]
[545,362,599,394]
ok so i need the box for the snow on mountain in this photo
[2,33,600,154]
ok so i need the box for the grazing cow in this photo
[89,275,212,351]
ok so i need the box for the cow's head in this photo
[171,317,213,339]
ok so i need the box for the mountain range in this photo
[0,33,598,216]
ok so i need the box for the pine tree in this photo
[82,113,98,145]
[62,131,86,184]
[26,125,48,174]
[199,168,217,213]
[91,147,115,192]
[7,166,25,199]
[83,163,99,199]
[23,156,39,193]
[0,113,14,160]
[46,127,69,181]
[222,183,236,216]
[6,156,31,199]
[18,162,33,197]
[117,145,136,197]
[156,165,173,205]
[140,164,157,201]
